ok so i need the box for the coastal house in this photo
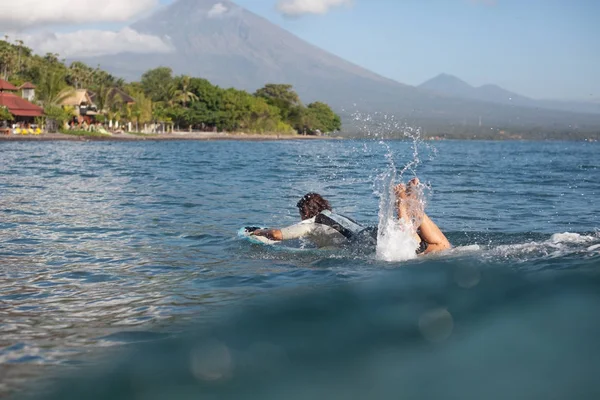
[19,82,36,101]
[0,78,44,124]
[60,89,97,118]
[60,89,95,113]
[0,78,17,92]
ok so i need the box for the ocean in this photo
[1,139,599,398]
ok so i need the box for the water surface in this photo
[1,139,599,396]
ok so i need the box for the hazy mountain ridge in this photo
[419,74,600,115]
[73,0,600,137]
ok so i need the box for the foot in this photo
[394,177,420,200]
[394,178,424,230]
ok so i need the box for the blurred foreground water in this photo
[31,257,600,400]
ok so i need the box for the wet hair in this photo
[297,193,331,220]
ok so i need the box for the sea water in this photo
[1,139,599,398]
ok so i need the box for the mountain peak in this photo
[432,73,465,81]
[419,73,474,96]
[427,73,470,84]
[72,1,600,127]
[85,0,405,111]
[419,73,543,108]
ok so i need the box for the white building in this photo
[19,82,36,102]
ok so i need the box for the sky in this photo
[1,0,598,100]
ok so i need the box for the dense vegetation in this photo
[0,38,341,135]
[3,38,596,140]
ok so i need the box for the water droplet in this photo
[418,308,453,343]
[454,265,481,289]
[190,339,232,382]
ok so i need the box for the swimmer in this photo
[250,178,450,254]
[249,193,368,248]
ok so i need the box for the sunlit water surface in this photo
[1,139,599,397]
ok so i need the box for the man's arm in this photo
[251,229,283,241]
[252,220,316,241]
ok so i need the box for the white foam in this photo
[376,218,419,262]
[453,245,482,252]
[551,232,595,244]
[372,153,419,262]
[488,232,600,261]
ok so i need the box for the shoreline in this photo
[0,132,344,142]
[1,132,597,142]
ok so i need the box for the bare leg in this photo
[394,178,451,255]
[417,214,451,254]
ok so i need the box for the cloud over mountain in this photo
[0,0,158,30]
[277,0,352,16]
[208,2,229,18]
[19,28,173,57]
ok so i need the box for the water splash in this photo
[354,115,432,262]
[370,140,414,261]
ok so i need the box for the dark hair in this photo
[297,193,331,219]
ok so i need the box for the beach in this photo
[0,131,343,142]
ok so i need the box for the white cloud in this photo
[277,0,351,16]
[208,2,228,18]
[0,0,158,30]
[17,28,173,58]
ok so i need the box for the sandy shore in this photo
[0,131,344,142]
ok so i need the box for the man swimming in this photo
[249,192,366,248]
[250,177,451,255]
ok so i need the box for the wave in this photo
[31,256,600,400]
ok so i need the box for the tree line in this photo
[0,38,341,134]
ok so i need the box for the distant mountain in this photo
[419,74,600,115]
[82,0,415,109]
[73,0,600,137]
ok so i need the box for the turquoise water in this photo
[1,139,600,397]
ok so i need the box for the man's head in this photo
[297,193,331,220]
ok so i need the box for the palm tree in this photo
[93,85,111,114]
[36,68,75,106]
[43,53,60,65]
[14,39,24,74]
[0,44,17,80]
[68,61,94,89]
[174,75,198,107]
[161,83,179,108]
[128,90,153,131]
[94,85,127,128]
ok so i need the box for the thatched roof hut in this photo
[60,89,94,107]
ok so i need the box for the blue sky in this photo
[3,0,598,100]
[228,0,599,100]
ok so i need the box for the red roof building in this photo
[19,82,37,101]
[0,78,18,92]
[0,92,43,117]
[19,82,36,90]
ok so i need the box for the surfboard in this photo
[238,226,323,254]
[238,227,280,245]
